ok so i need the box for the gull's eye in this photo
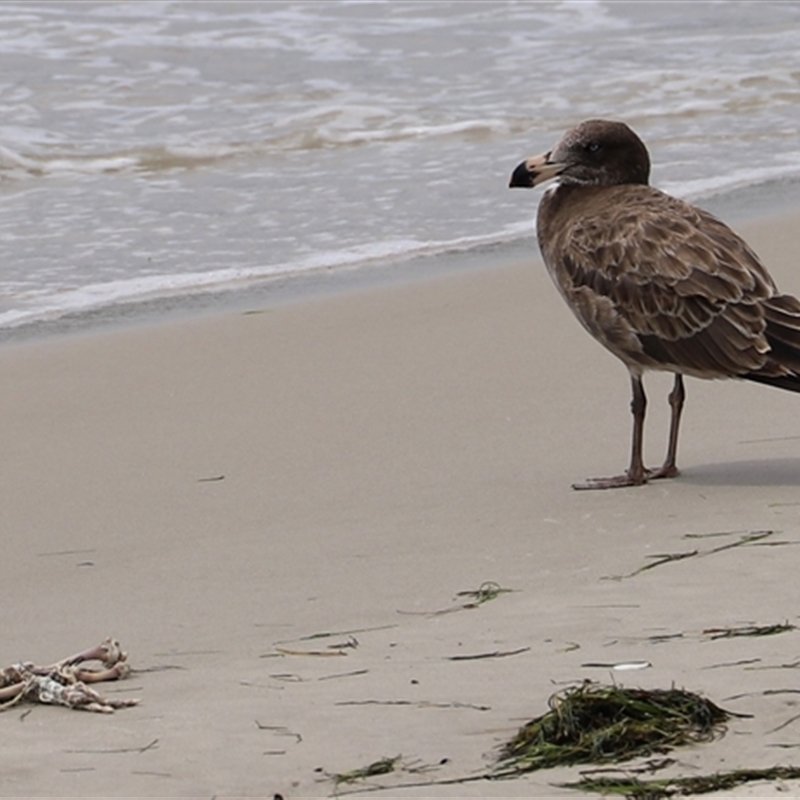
[586,141,602,154]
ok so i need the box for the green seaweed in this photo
[333,756,400,786]
[455,581,513,606]
[562,766,800,798]
[497,682,730,775]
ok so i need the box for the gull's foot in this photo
[572,464,680,490]
[572,473,647,491]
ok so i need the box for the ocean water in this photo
[1,0,799,333]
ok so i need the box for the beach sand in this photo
[2,210,800,798]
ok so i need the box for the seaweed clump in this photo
[498,682,730,774]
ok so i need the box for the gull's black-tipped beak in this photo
[509,160,536,188]
[509,151,565,188]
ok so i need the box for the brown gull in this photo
[509,119,800,490]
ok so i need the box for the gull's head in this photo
[509,119,651,190]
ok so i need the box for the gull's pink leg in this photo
[573,372,649,490]
[649,373,685,479]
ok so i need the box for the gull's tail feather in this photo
[744,294,800,393]
[744,372,800,394]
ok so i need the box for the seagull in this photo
[509,119,800,490]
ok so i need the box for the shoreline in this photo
[1,204,800,796]
[0,235,537,348]
[4,174,800,348]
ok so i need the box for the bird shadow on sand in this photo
[682,457,800,487]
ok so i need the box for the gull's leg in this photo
[649,373,684,480]
[573,372,648,490]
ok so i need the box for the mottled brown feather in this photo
[537,181,783,379]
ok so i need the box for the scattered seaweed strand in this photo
[454,581,513,607]
[332,756,401,786]
[767,712,800,734]
[561,765,800,798]
[446,646,530,661]
[622,551,699,578]
[706,529,774,552]
[703,622,795,640]
[398,581,514,616]
[614,530,778,581]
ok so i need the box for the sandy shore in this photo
[2,209,800,798]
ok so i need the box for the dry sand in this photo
[2,210,800,798]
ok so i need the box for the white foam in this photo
[0,223,535,330]
[661,160,800,203]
